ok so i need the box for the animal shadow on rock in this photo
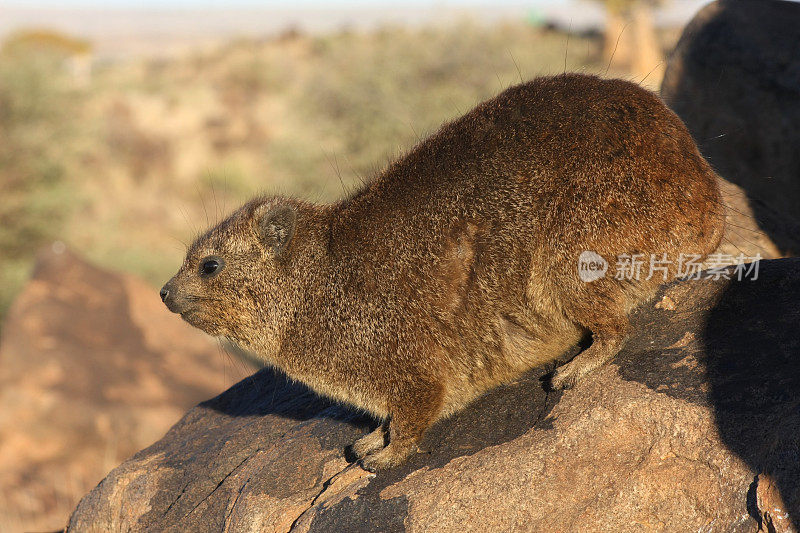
[204,347,577,474]
[702,263,800,530]
[617,259,800,530]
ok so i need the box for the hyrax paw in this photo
[359,450,396,472]
[359,444,414,472]
[349,431,385,460]
[550,364,579,390]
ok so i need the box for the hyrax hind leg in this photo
[358,382,444,472]
[550,303,630,390]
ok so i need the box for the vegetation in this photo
[0,21,662,322]
[0,40,79,314]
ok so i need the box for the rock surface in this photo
[67,257,800,532]
[714,176,790,261]
[661,0,800,256]
[0,246,252,532]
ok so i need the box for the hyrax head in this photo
[160,197,300,349]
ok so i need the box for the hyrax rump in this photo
[161,73,724,471]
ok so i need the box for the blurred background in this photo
[0,0,709,530]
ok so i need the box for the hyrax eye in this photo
[199,256,224,277]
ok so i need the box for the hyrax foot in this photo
[359,441,416,472]
[356,383,443,471]
[550,353,614,390]
[550,341,622,390]
[349,425,387,460]
[550,359,590,390]
[550,316,629,390]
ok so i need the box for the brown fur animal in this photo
[161,73,724,471]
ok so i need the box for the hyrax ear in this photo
[254,203,297,254]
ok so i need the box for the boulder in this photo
[0,245,252,532]
[661,0,800,256]
[67,257,800,532]
[714,176,788,261]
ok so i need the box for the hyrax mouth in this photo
[180,307,204,322]
[178,305,224,334]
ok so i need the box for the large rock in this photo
[0,246,252,532]
[714,176,789,260]
[661,0,800,255]
[67,257,800,532]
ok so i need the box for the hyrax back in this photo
[162,73,724,471]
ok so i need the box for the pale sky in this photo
[0,0,721,55]
[5,0,564,7]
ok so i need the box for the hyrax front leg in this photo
[551,312,629,390]
[359,384,444,472]
[349,421,388,460]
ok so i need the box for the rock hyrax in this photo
[161,73,724,471]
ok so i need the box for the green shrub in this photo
[0,42,78,316]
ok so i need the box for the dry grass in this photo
[0,20,666,324]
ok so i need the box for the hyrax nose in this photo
[159,286,170,303]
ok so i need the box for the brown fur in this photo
[161,73,724,471]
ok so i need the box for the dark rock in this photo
[661,0,800,255]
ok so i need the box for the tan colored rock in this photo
[715,177,786,260]
[758,473,798,533]
[0,245,252,532]
[67,258,800,531]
